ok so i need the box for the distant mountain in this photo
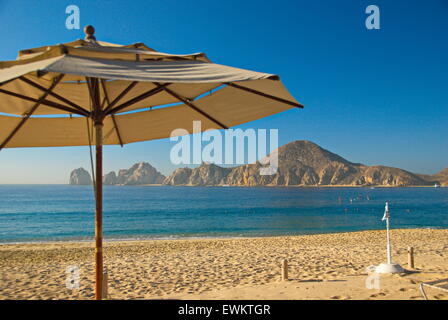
[163,141,433,187]
[103,162,165,185]
[435,168,448,186]
[70,141,446,187]
[69,162,165,186]
[164,163,232,186]
[418,168,448,186]
[69,168,92,185]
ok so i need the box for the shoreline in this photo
[1,184,446,187]
[1,226,447,246]
[140,185,446,188]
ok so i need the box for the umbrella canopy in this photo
[0,26,302,299]
[0,31,301,148]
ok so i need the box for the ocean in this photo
[0,185,447,243]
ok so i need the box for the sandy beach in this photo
[0,229,447,300]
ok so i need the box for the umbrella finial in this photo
[84,25,96,42]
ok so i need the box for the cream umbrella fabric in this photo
[0,37,301,148]
[0,27,303,299]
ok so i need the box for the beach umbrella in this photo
[0,26,303,299]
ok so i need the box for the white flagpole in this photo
[386,211,392,264]
[375,201,403,273]
[382,201,392,263]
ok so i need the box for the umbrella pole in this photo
[94,120,103,300]
[89,75,104,301]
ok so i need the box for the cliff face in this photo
[435,168,448,186]
[69,168,92,185]
[103,171,117,185]
[103,162,165,185]
[70,141,445,187]
[163,164,231,186]
[163,141,432,187]
[418,168,448,186]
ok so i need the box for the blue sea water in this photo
[0,185,447,243]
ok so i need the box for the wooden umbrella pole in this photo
[89,77,104,300]
[94,120,103,300]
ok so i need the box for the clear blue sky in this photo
[0,0,447,183]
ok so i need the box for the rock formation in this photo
[418,168,448,186]
[163,141,433,187]
[69,168,92,185]
[103,162,165,185]
[163,163,231,186]
[103,171,117,185]
[70,141,445,187]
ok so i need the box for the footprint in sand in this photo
[369,292,386,298]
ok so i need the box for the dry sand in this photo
[0,229,447,300]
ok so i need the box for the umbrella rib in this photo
[0,88,90,117]
[110,115,124,146]
[155,83,229,129]
[18,76,90,115]
[86,77,101,114]
[0,78,17,88]
[106,83,170,115]
[100,80,111,106]
[0,74,64,150]
[100,80,124,147]
[226,82,304,108]
[102,81,138,115]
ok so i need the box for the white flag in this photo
[382,202,390,221]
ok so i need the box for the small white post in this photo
[281,259,288,281]
[408,246,414,269]
[386,211,392,264]
[102,269,108,299]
